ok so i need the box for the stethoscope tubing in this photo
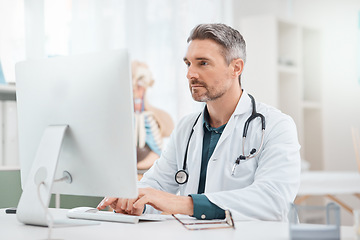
[175,93,266,184]
[182,114,201,171]
[242,129,265,160]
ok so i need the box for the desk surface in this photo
[0,209,357,240]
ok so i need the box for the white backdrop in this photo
[0,0,25,83]
[0,0,233,123]
[46,0,233,123]
[233,0,360,226]
[2,0,359,171]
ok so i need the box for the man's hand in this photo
[97,188,194,216]
[97,197,143,215]
[134,188,194,215]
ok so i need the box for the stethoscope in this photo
[175,94,266,185]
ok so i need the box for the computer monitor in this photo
[15,50,138,226]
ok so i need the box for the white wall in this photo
[2,0,233,125]
[234,0,360,171]
[0,0,25,83]
[49,0,234,124]
[293,1,360,172]
[233,0,360,225]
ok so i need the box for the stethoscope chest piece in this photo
[175,170,188,184]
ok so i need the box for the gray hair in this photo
[187,23,246,65]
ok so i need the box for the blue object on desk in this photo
[289,202,341,240]
[0,60,6,84]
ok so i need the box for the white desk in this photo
[297,171,360,213]
[0,209,357,240]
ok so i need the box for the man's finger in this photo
[133,195,149,210]
[127,198,140,213]
[97,197,117,210]
[110,201,118,211]
[119,198,128,211]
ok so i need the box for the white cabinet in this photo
[0,84,18,170]
[239,15,323,170]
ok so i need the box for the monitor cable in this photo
[36,171,72,240]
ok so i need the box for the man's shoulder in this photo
[167,111,202,142]
[176,112,202,129]
[170,111,202,134]
[256,102,295,124]
[257,102,297,132]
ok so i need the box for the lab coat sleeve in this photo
[205,114,301,221]
[137,132,180,193]
[137,114,199,214]
[136,130,179,214]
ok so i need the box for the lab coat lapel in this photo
[212,91,252,152]
[184,111,204,195]
[214,113,235,148]
[205,91,252,193]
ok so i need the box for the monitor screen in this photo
[15,50,138,225]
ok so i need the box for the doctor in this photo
[98,23,301,221]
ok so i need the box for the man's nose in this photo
[186,66,199,80]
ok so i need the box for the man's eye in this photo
[200,61,208,66]
[185,62,191,67]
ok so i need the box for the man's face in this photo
[183,39,235,102]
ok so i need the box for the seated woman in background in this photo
[132,61,174,172]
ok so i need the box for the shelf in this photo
[0,84,16,94]
[0,166,20,171]
[278,64,299,74]
[0,84,16,101]
[278,20,300,69]
[240,15,323,170]
[302,101,322,110]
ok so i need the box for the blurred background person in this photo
[132,61,174,173]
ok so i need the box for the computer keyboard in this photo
[67,207,167,224]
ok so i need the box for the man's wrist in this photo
[179,196,194,216]
[189,194,226,220]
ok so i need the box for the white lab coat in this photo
[138,90,301,221]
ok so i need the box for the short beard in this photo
[190,79,225,102]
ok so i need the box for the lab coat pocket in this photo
[232,157,258,179]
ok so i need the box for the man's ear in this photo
[231,58,244,78]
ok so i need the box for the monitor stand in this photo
[16,125,97,227]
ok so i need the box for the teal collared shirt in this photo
[189,107,226,220]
